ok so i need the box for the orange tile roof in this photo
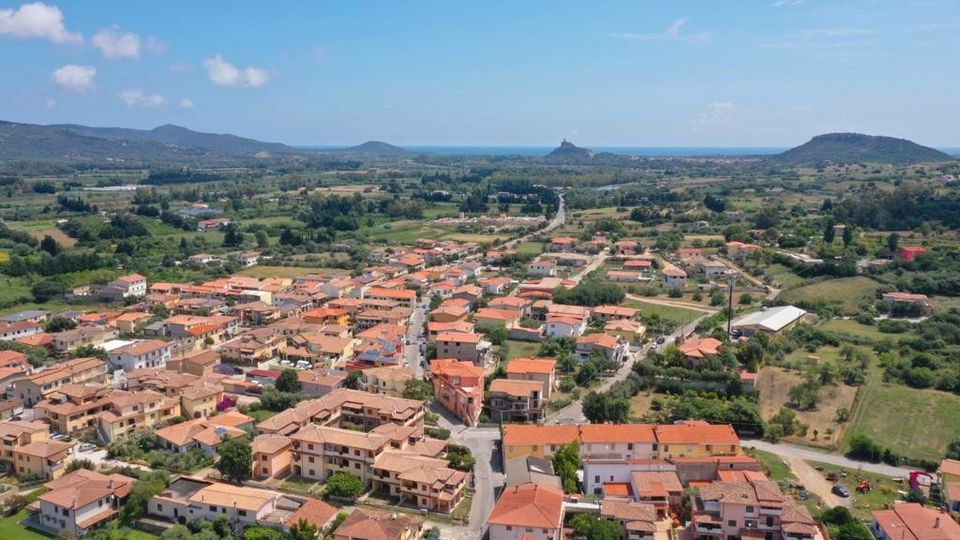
[489,378,542,397]
[677,337,723,359]
[488,482,564,529]
[475,308,519,321]
[654,420,739,445]
[579,423,655,443]
[602,482,634,498]
[505,358,556,375]
[430,359,483,380]
[367,287,416,300]
[435,331,481,344]
[502,424,580,447]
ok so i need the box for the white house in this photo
[544,316,586,338]
[526,258,558,277]
[107,339,172,372]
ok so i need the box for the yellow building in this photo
[654,421,740,459]
[180,381,223,419]
[359,366,413,397]
[501,424,580,461]
[13,440,74,480]
[11,357,108,406]
[251,433,294,480]
[97,390,181,443]
[603,319,647,345]
[0,420,50,472]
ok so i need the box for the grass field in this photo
[501,339,541,361]
[239,265,348,279]
[757,365,857,449]
[622,298,706,325]
[0,510,54,540]
[844,380,960,462]
[745,448,795,482]
[515,241,544,256]
[780,277,880,314]
[764,263,808,289]
[821,319,898,343]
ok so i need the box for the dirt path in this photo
[784,456,850,509]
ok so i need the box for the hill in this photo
[545,140,595,161]
[772,133,952,165]
[328,141,410,156]
[53,123,293,154]
[0,120,209,162]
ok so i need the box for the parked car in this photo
[831,485,850,498]
[825,472,840,482]
[77,443,96,452]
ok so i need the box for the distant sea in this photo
[300,145,960,157]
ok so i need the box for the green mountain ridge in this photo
[772,133,953,166]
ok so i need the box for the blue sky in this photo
[1,1,958,146]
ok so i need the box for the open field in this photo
[763,263,808,289]
[514,241,544,255]
[844,380,960,462]
[501,339,541,361]
[0,510,55,540]
[757,366,857,449]
[807,461,903,521]
[820,319,899,343]
[239,265,349,279]
[623,298,706,325]
[780,276,880,314]
[629,391,657,419]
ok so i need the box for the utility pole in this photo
[726,272,737,336]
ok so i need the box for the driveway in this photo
[785,456,850,509]
[742,440,913,478]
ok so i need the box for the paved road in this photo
[406,302,428,378]
[742,439,914,478]
[545,310,713,425]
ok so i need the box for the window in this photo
[766,516,774,527]
[746,506,754,513]
[727,520,736,527]
[594,475,600,483]
[157,504,163,511]
[239,510,247,517]
[209,505,217,511]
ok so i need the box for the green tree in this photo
[570,513,620,540]
[215,437,253,483]
[39,235,60,255]
[275,368,302,393]
[242,527,283,540]
[323,472,365,499]
[886,232,899,252]
[344,370,362,390]
[288,518,320,540]
[402,378,433,401]
[842,225,855,247]
[552,441,580,493]
[254,229,270,248]
[119,473,168,523]
[823,219,836,243]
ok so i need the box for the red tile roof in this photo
[488,482,564,529]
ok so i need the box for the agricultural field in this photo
[757,366,858,449]
[780,276,880,314]
[844,379,960,462]
[820,319,899,343]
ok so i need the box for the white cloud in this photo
[693,101,738,131]
[91,26,140,59]
[613,18,709,43]
[51,64,95,92]
[145,36,167,55]
[802,27,876,38]
[773,0,805,6]
[0,2,81,43]
[203,54,270,87]
[118,89,166,107]
[179,98,194,109]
